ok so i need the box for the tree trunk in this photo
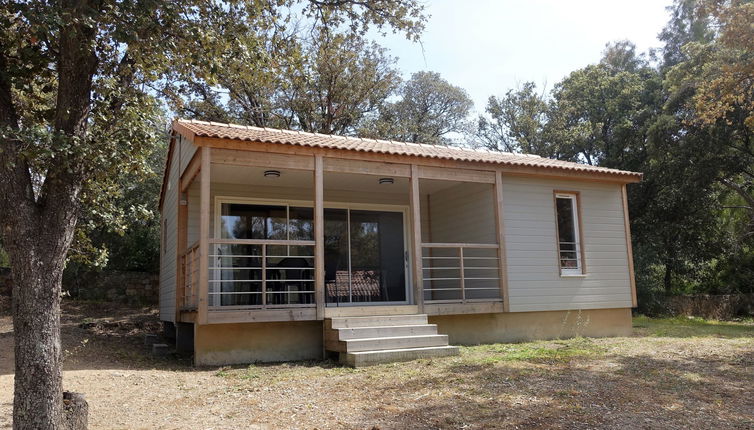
[5,203,78,429]
[663,261,673,295]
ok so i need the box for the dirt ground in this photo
[0,298,752,430]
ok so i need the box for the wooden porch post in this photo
[314,155,325,320]
[409,164,424,312]
[494,171,510,311]
[197,147,211,325]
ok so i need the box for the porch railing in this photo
[208,239,316,310]
[421,242,502,303]
[180,241,200,310]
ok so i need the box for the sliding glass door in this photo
[324,208,408,305]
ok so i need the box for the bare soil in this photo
[1,299,752,429]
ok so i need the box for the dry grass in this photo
[1,300,752,429]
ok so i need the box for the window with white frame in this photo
[555,193,583,275]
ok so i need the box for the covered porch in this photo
[175,140,507,325]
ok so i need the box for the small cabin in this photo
[159,119,641,366]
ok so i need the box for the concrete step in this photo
[332,334,449,353]
[332,324,439,340]
[342,345,460,367]
[328,314,428,329]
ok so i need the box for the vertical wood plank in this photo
[494,171,511,312]
[409,165,424,312]
[314,155,325,320]
[621,184,638,307]
[198,146,211,325]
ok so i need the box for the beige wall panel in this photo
[429,308,632,344]
[178,136,198,175]
[194,321,323,365]
[426,182,496,244]
[159,142,180,322]
[502,177,632,312]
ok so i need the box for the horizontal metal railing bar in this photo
[264,290,315,294]
[422,242,499,249]
[209,279,263,283]
[463,277,500,280]
[423,277,462,281]
[464,266,500,269]
[209,291,262,295]
[464,287,501,290]
[264,279,314,282]
[461,256,498,260]
[208,304,316,310]
[425,299,503,304]
[423,267,461,270]
[421,256,459,260]
[211,254,262,258]
[210,266,314,270]
[210,238,315,246]
[423,288,464,291]
[265,255,315,259]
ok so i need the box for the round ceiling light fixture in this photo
[264,170,281,178]
[378,177,394,185]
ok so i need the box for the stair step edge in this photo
[347,345,459,355]
[344,334,448,343]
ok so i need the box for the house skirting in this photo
[194,321,323,366]
[428,308,632,345]
[189,308,632,365]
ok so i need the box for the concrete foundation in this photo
[194,320,323,366]
[428,308,632,345]
[187,308,632,365]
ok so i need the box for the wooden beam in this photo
[323,157,411,177]
[494,172,511,312]
[197,147,211,325]
[417,165,496,183]
[314,155,325,320]
[180,149,202,192]
[621,184,638,307]
[206,308,317,324]
[424,301,504,316]
[212,148,314,170]
[409,164,424,312]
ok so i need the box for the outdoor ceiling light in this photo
[264,170,281,178]
[378,177,394,185]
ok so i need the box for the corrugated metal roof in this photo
[173,119,642,180]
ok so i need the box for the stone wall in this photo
[64,270,159,305]
[0,267,158,305]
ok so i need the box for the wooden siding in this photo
[159,141,180,322]
[179,135,197,175]
[426,182,496,244]
[502,176,632,311]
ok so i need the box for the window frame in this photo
[553,191,586,276]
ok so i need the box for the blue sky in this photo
[373,0,672,114]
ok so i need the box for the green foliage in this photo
[363,71,473,144]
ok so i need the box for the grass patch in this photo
[462,337,605,364]
[633,315,754,338]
